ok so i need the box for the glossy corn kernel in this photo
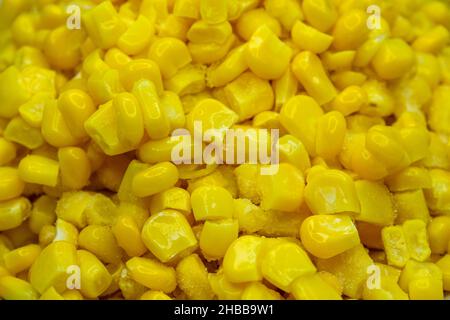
[39,286,64,300]
[385,167,431,192]
[176,253,214,299]
[112,214,147,258]
[291,273,342,300]
[126,257,177,293]
[315,111,346,160]
[355,180,395,226]
[292,20,333,54]
[18,155,59,187]
[0,276,39,300]
[292,51,337,106]
[208,268,246,300]
[58,147,91,190]
[304,169,360,215]
[0,167,25,202]
[77,250,112,298]
[436,255,450,291]
[277,135,311,173]
[140,290,172,300]
[150,187,191,216]
[300,214,360,259]
[29,241,77,294]
[200,219,238,260]
[3,244,41,274]
[132,162,179,198]
[141,210,197,263]
[241,282,282,300]
[261,241,316,292]
[3,116,44,150]
[223,235,264,283]
[29,195,56,234]
[118,15,154,55]
[245,26,292,80]
[427,216,450,255]
[78,225,122,264]
[399,260,443,300]
[372,39,415,80]
[331,85,367,116]
[191,185,234,221]
[302,0,337,32]
[332,9,368,50]
[393,190,430,224]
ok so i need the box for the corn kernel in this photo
[0,167,24,202]
[236,9,281,41]
[191,185,233,221]
[4,244,41,274]
[41,100,80,147]
[58,147,91,190]
[150,187,191,215]
[332,9,368,50]
[413,25,449,54]
[77,250,112,298]
[208,269,246,299]
[112,214,147,257]
[372,39,414,80]
[393,190,430,224]
[3,116,44,150]
[18,155,59,187]
[29,195,56,234]
[0,66,30,118]
[39,286,64,300]
[382,226,410,268]
[0,276,38,300]
[291,273,342,300]
[200,219,238,260]
[132,162,178,198]
[331,86,367,116]
[315,111,346,160]
[302,0,337,32]
[118,15,154,55]
[140,290,172,300]
[126,257,177,293]
[176,253,214,299]
[403,219,431,262]
[355,180,394,226]
[206,45,247,89]
[292,21,333,54]
[241,282,282,300]
[436,255,450,291]
[277,135,311,173]
[427,216,450,255]
[78,225,122,264]
[164,64,206,96]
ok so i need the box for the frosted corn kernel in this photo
[176,253,214,299]
[141,210,197,263]
[245,26,292,80]
[291,21,333,54]
[292,51,337,106]
[223,235,264,283]
[402,219,431,262]
[261,241,316,292]
[200,219,238,260]
[382,226,410,268]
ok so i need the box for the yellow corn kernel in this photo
[38,225,55,248]
[164,64,206,96]
[316,244,373,299]
[206,45,247,88]
[55,191,92,229]
[261,241,316,292]
[78,225,122,264]
[315,111,346,160]
[29,241,77,294]
[233,198,268,233]
[117,160,150,204]
[429,85,450,135]
[112,214,147,257]
[200,0,227,24]
[0,167,24,202]
[280,95,324,155]
[292,51,337,106]
[241,282,282,300]
[3,116,44,150]
[291,20,333,54]
[140,290,172,300]
[43,27,84,71]
[176,253,214,299]
[150,187,191,215]
[208,268,246,300]
[436,255,450,291]
[304,169,360,215]
[382,226,410,268]
[416,53,441,89]
[0,66,30,118]
[41,99,80,147]
[393,190,430,224]
[0,137,16,166]
[58,147,91,190]
[39,286,64,300]
[84,1,126,49]
[355,180,394,226]
[322,51,356,71]
[3,244,41,274]
[245,26,291,80]
[413,25,449,54]
[264,0,303,30]
[200,219,238,260]
[291,273,342,300]
[160,91,186,131]
[133,79,170,139]
[119,59,163,93]
[191,185,233,221]
[173,0,200,19]
[302,0,337,32]
[257,163,304,212]
[87,68,124,105]
[77,250,112,299]
[223,235,264,283]
[277,135,311,173]
[61,290,84,300]
[126,257,177,293]
[18,155,59,187]
[158,14,192,41]
[372,39,414,80]
[236,8,281,41]
[385,167,431,192]
[29,195,56,235]
[331,86,367,116]
[112,92,144,148]
[57,89,95,141]
[331,70,367,90]
[18,93,51,128]
[187,20,232,45]
[52,218,78,246]
[104,48,132,70]
[428,216,450,255]
[332,9,368,50]
[273,68,298,112]
[84,193,119,227]
[148,38,191,80]
[141,210,197,263]
[362,275,409,300]
[132,162,178,198]
[118,15,154,55]
[0,276,39,300]
[82,49,109,76]
[300,214,360,259]
[399,260,443,300]
[403,219,431,262]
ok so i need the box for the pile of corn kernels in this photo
[0,0,450,300]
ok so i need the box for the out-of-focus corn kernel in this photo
[0,137,17,166]
[393,190,430,224]
[385,167,431,192]
[118,15,154,55]
[200,219,238,260]
[39,286,64,300]
[372,39,414,80]
[292,20,333,54]
[140,290,172,300]
[223,235,264,283]
[264,0,303,30]
[176,253,214,299]
[322,51,356,71]
[77,249,112,299]
[29,195,56,234]
[292,51,337,106]
[3,116,44,150]
[236,9,281,41]
[399,260,443,300]
[200,0,227,24]
[206,44,247,88]
[291,273,342,300]
[261,241,316,292]
[413,25,449,54]
[173,0,200,19]
[29,241,77,294]
[18,155,59,187]
[331,86,367,116]
[126,257,177,293]
[104,48,132,70]
[43,27,85,71]
[241,282,282,300]
[304,169,360,215]
[436,255,450,291]
[3,244,41,274]
[141,210,197,263]
[78,225,122,264]
[355,180,394,226]
[0,276,39,300]
[302,0,336,32]
[0,66,30,118]
[300,214,360,259]
[38,225,55,247]
[112,214,147,257]
[332,9,368,50]
[427,216,450,255]
[0,167,25,202]
[245,26,291,80]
